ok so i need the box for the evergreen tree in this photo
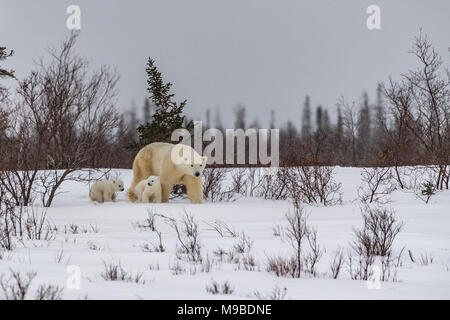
[357,92,372,163]
[336,106,343,139]
[323,109,330,132]
[233,104,246,129]
[143,98,152,124]
[285,120,298,145]
[301,96,312,139]
[0,46,14,79]
[316,105,323,133]
[130,58,192,150]
[0,46,15,100]
[269,110,276,129]
[373,84,386,145]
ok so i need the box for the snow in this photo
[1,167,449,300]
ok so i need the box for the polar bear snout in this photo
[195,171,200,177]
[147,182,152,186]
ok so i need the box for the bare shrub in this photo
[133,208,157,231]
[347,250,375,281]
[348,206,404,281]
[87,241,102,251]
[413,252,434,266]
[266,255,299,278]
[304,227,323,276]
[267,202,323,278]
[148,263,160,271]
[206,279,234,295]
[0,269,36,300]
[0,199,16,250]
[329,247,345,279]
[140,239,162,253]
[213,247,228,262]
[202,167,235,202]
[133,209,165,252]
[169,260,186,275]
[383,32,450,190]
[355,206,404,257]
[63,223,98,234]
[246,168,264,197]
[253,286,288,300]
[143,230,165,253]
[283,166,342,206]
[204,220,237,238]
[254,169,290,200]
[235,253,258,271]
[99,261,145,284]
[1,33,121,207]
[200,254,215,273]
[225,249,239,264]
[230,168,248,196]
[233,232,254,254]
[283,203,309,277]
[272,224,284,238]
[380,247,404,282]
[358,167,396,204]
[0,199,56,250]
[403,167,440,203]
[54,246,70,264]
[161,210,202,263]
[34,284,64,300]
[0,269,63,300]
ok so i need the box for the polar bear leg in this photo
[153,192,162,203]
[161,182,172,203]
[184,176,203,204]
[104,191,113,202]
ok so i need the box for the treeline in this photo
[1,31,449,193]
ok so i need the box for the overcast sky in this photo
[1,0,449,128]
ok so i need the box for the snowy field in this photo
[0,167,449,300]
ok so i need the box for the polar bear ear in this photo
[202,156,207,165]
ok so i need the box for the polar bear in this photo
[133,176,162,203]
[89,179,125,203]
[128,142,207,204]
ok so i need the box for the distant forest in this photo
[1,32,449,191]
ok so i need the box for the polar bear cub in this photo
[134,176,162,203]
[89,179,125,203]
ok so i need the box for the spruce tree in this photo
[323,109,330,132]
[143,98,152,124]
[374,84,386,145]
[316,105,323,133]
[0,46,15,100]
[336,106,344,140]
[130,58,192,150]
[0,46,14,79]
[233,104,246,129]
[301,96,312,139]
[357,92,372,163]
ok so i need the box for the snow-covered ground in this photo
[0,167,449,300]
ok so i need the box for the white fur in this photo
[134,176,162,203]
[89,179,124,203]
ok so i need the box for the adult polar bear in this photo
[128,142,207,203]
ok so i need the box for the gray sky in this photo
[1,0,449,128]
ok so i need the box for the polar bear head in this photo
[177,155,207,178]
[112,179,125,192]
[146,175,160,187]
[171,144,208,178]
